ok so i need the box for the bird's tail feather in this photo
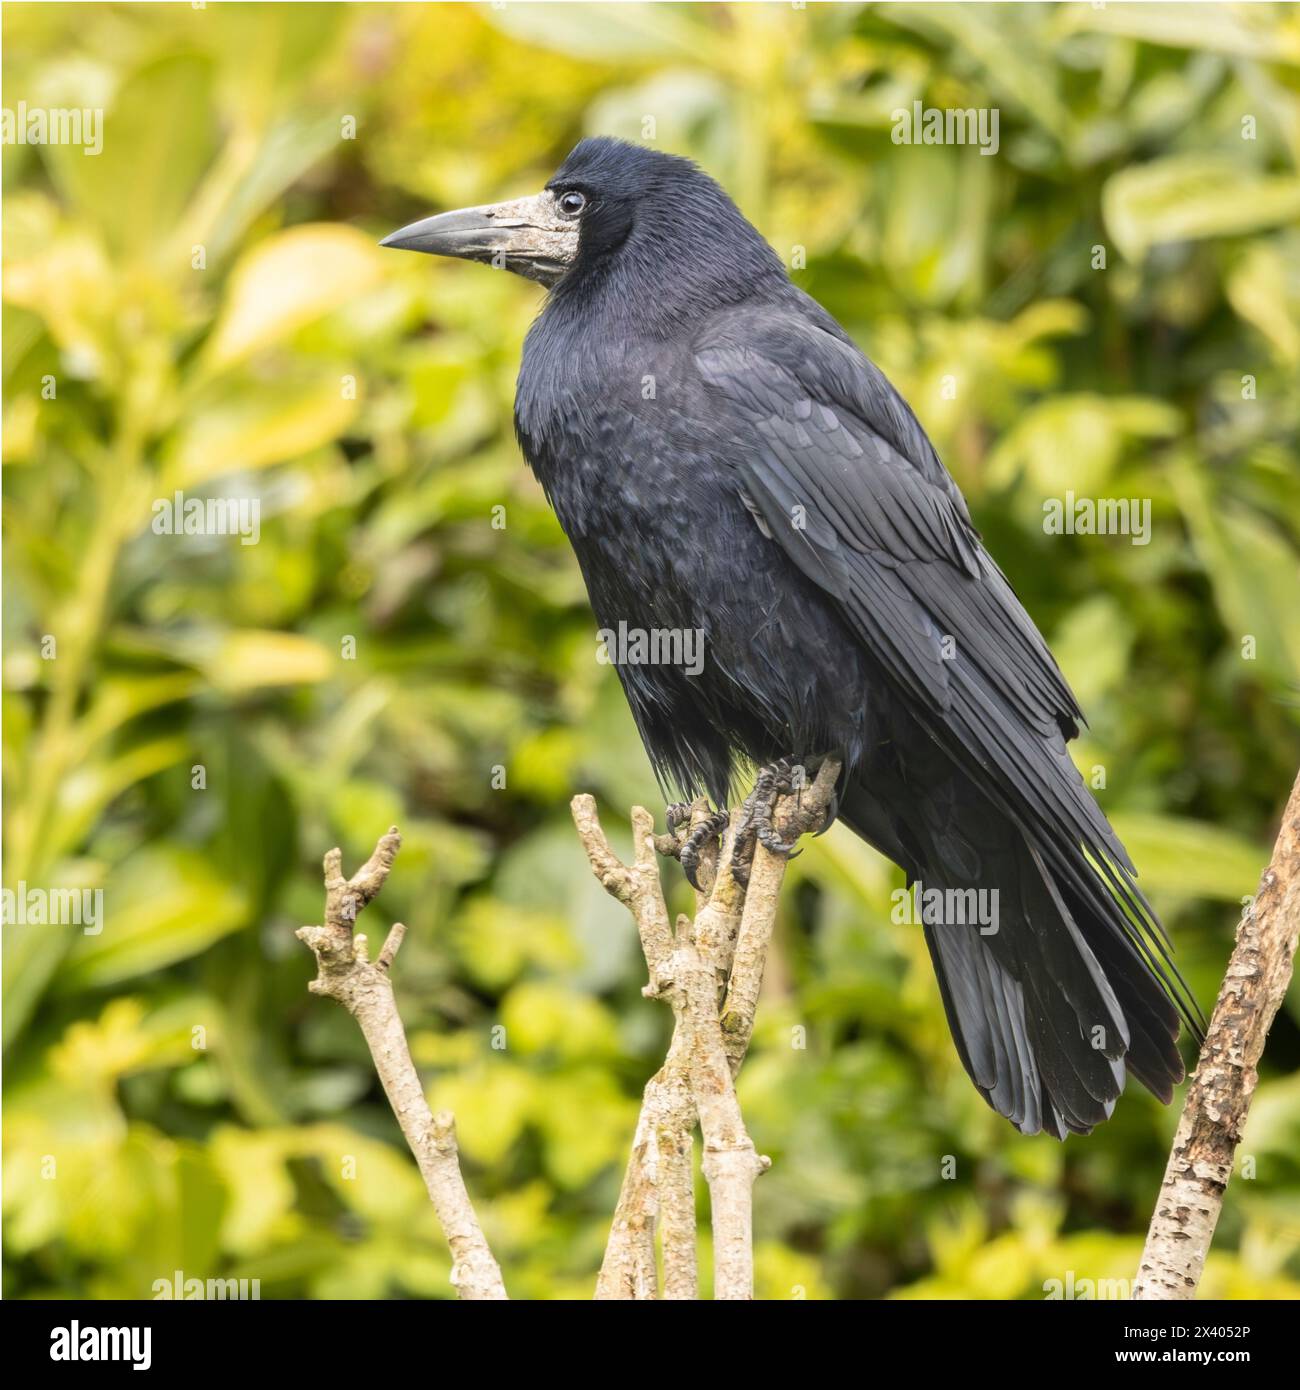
[842,780,1198,1138]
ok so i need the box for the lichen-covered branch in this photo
[1133,767,1300,1300]
[297,827,507,1301]
[592,1021,698,1300]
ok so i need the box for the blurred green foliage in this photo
[3,2,1300,1301]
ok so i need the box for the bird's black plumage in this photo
[470,137,1201,1136]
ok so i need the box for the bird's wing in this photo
[698,307,1203,1091]
[693,308,1145,897]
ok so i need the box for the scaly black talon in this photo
[754,813,800,858]
[666,802,691,835]
[728,810,758,887]
[680,808,730,890]
[814,785,840,836]
[726,757,811,882]
[751,758,803,857]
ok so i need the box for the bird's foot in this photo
[729,758,808,886]
[813,783,840,836]
[679,809,730,891]
[658,801,730,892]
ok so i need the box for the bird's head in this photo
[380,137,784,302]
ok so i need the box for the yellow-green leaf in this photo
[201,630,336,693]
[57,847,249,992]
[165,371,360,488]
[1104,156,1300,262]
[206,225,385,371]
[1109,814,1265,902]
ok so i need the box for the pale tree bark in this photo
[1133,767,1300,1300]
[573,802,694,1299]
[297,763,837,1301]
[575,760,840,1300]
[297,829,507,1300]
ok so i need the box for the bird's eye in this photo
[557,190,587,217]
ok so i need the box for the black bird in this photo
[382,137,1203,1138]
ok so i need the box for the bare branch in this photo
[574,767,837,1300]
[297,830,507,1301]
[572,796,673,970]
[720,759,840,1073]
[596,1036,698,1301]
[1134,767,1300,1300]
[675,914,770,1300]
[322,825,400,938]
[573,795,691,1299]
[376,920,406,973]
[655,1068,699,1301]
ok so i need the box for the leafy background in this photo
[4,1,1300,1300]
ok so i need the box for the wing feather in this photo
[696,310,1203,1042]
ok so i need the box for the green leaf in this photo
[988,393,1180,497]
[43,54,218,259]
[205,225,385,371]
[1104,156,1300,261]
[56,846,249,991]
[202,114,344,264]
[1108,813,1265,901]
[193,630,337,693]
[164,370,360,488]
[49,735,190,863]
[879,2,1069,138]
[1051,596,1135,710]
[1227,237,1300,365]
[1170,455,1300,689]
[1,860,104,1048]
[488,2,720,64]
[1067,2,1300,64]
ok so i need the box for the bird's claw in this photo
[728,757,808,883]
[756,824,802,857]
[679,808,730,891]
[813,785,840,836]
[657,802,729,892]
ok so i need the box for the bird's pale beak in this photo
[380,190,578,287]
